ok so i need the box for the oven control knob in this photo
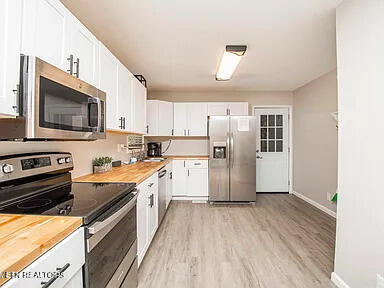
[57,158,66,164]
[65,157,72,163]
[2,164,14,174]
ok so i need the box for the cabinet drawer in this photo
[185,160,208,169]
[4,228,85,288]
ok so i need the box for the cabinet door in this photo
[118,63,133,131]
[173,103,188,136]
[187,103,208,136]
[69,17,99,86]
[187,168,208,197]
[99,44,119,130]
[158,101,174,136]
[133,78,147,134]
[22,0,70,71]
[146,100,159,136]
[207,103,229,116]
[137,182,149,264]
[172,160,187,196]
[229,102,249,116]
[0,0,23,116]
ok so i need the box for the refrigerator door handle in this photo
[230,132,234,168]
[226,132,230,168]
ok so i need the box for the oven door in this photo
[85,192,138,288]
[25,56,106,140]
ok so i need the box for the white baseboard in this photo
[172,196,208,201]
[331,272,351,288]
[292,191,336,218]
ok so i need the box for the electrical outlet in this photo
[377,274,384,288]
[327,192,332,201]
[117,144,122,153]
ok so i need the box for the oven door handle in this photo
[88,192,138,235]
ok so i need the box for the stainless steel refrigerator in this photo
[208,116,257,202]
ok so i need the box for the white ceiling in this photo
[61,0,342,92]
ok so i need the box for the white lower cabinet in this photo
[137,173,158,267]
[172,160,209,199]
[3,228,85,288]
[172,160,188,196]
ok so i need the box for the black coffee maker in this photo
[147,142,162,157]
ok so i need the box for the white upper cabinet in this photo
[99,43,119,130]
[187,103,208,136]
[146,100,159,136]
[173,103,208,136]
[173,103,188,136]
[133,77,147,134]
[68,17,99,86]
[147,100,173,136]
[0,0,23,116]
[22,0,71,71]
[207,102,248,116]
[207,103,229,116]
[117,63,133,132]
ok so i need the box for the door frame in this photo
[252,105,293,194]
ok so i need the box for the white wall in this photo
[333,0,384,287]
[0,134,131,178]
[293,70,338,214]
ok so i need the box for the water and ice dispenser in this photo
[213,142,227,159]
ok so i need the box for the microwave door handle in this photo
[88,101,99,129]
[88,193,138,235]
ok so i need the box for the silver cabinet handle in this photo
[256,155,263,159]
[194,163,201,165]
[187,169,190,176]
[41,263,70,288]
[74,57,80,78]
[67,54,74,75]
[146,125,149,134]
[188,129,190,136]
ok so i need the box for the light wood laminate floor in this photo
[138,194,336,288]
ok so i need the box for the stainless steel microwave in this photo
[0,56,106,141]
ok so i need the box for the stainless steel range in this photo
[0,152,138,288]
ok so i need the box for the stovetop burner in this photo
[17,198,52,209]
[0,181,136,224]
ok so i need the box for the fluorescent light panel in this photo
[216,45,247,81]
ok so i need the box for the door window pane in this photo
[276,140,283,152]
[268,128,275,139]
[276,128,283,139]
[276,115,283,126]
[261,141,268,152]
[261,128,267,139]
[260,115,267,127]
[268,141,275,152]
[268,115,275,126]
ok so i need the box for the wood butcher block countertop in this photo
[74,155,209,184]
[0,215,82,285]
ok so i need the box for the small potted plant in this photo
[93,156,113,174]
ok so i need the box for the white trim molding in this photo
[292,191,336,218]
[331,272,351,288]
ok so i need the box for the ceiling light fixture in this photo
[216,45,247,81]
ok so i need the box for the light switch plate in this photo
[377,274,384,288]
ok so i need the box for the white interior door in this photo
[254,108,289,192]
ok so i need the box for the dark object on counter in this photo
[112,160,122,167]
[147,142,162,157]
